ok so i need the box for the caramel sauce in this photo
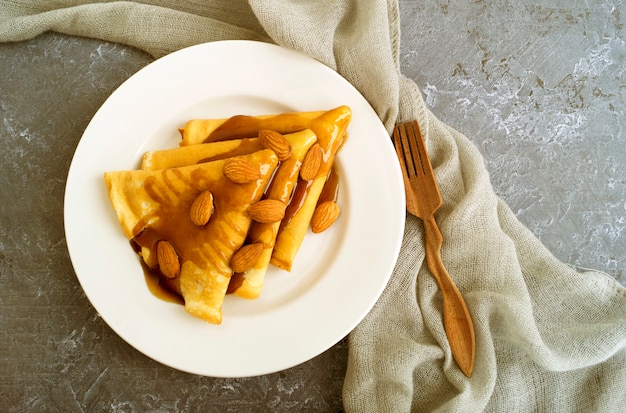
[226,272,245,294]
[127,158,275,304]
[132,167,256,265]
[281,178,313,228]
[131,227,159,254]
[133,228,184,304]
[205,113,318,143]
[278,164,339,231]
[317,166,339,205]
[140,259,184,305]
[205,115,261,142]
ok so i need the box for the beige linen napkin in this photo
[3,1,625,411]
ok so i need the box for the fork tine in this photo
[398,124,410,170]
[406,121,425,176]
[393,125,414,179]
[395,120,443,216]
[393,123,420,216]
[408,121,442,203]
[392,126,405,172]
[400,121,427,178]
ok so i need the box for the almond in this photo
[247,199,286,223]
[259,129,292,161]
[300,143,323,181]
[190,190,214,226]
[157,240,180,278]
[223,158,261,183]
[231,242,264,273]
[311,201,340,233]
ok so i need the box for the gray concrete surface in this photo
[1,1,624,410]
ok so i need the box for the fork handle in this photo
[422,216,476,377]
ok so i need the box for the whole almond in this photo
[223,158,261,183]
[259,129,292,161]
[300,143,323,181]
[157,240,180,278]
[247,199,286,223]
[231,242,264,273]
[311,201,340,233]
[190,190,214,226]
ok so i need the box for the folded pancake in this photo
[139,129,320,297]
[178,106,352,271]
[270,106,351,270]
[179,110,324,145]
[104,149,279,324]
[142,137,262,171]
[228,129,318,299]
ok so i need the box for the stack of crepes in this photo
[103,106,351,325]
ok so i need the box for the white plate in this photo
[64,40,405,377]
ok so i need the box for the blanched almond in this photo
[300,143,323,181]
[247,199,286,223]
[190,190,214,226]
[231,242,264,273]
[259,129,292,161]
[311,201,340,233]
[157,240,180,278]
[223,158,261,183]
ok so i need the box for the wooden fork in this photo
[393,120,476,377]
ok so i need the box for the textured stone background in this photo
[1,1,624,411]
[400,0,625,283]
